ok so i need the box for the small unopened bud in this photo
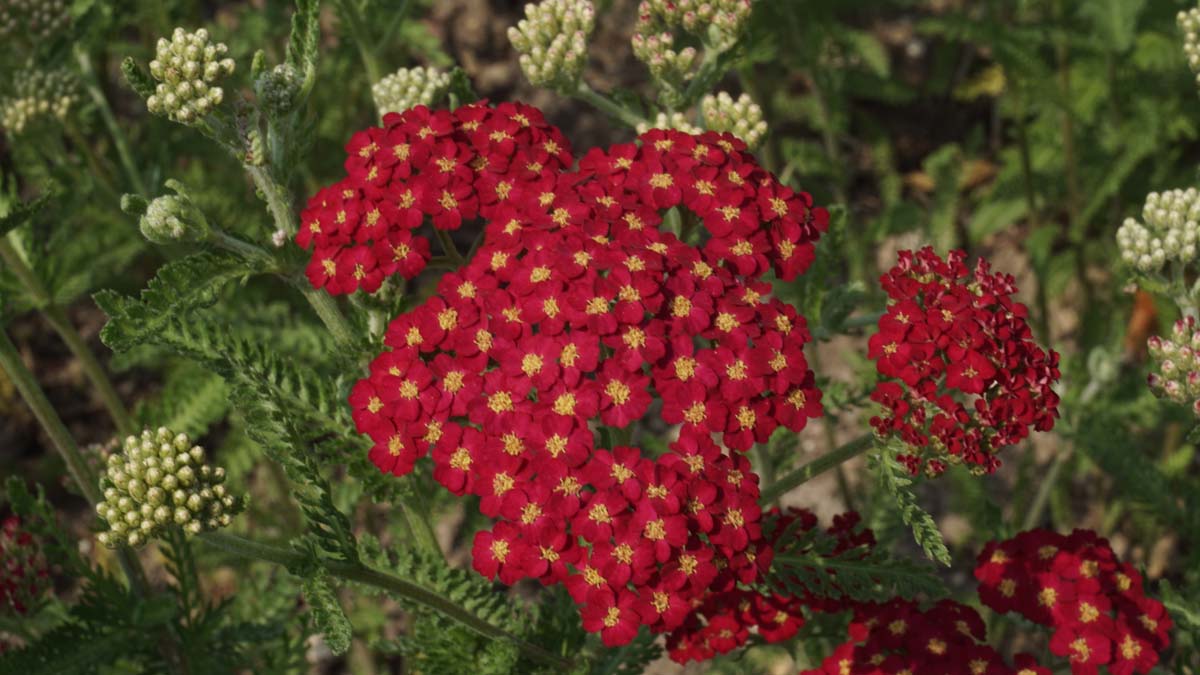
[139,180,211,245]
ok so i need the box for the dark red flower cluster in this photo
[328,102,830,646]
[803,598,1052,675]
[666,508,871,663]
[866,247,1061,476]
[0,516,49,615]
[976,529,1171,675]
[297,102,574,294]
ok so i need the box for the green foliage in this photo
[588,629,661,675]
[301,566,353,656]
[766,524,948,603]
[870,446,952,566]
[94,252,256,353]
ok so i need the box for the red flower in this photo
[580,588,642,647]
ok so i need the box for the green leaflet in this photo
[301,567,352,656]
[870,449,952,567]
[135,361,230,438]
[94,251,256,353]
[763,514,946,603]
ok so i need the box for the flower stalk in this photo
[0,236,136,436]
[759,434,875,506]
[196,530,571,670]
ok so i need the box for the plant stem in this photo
[760,434,875,506]
[75,46,148,198]
[298,283,358,349]
[0,329,191,674]
[0,237,136,436]
[196,531,571,670]
[246,165,300,237]
[333,0,384,84]
[574,82,646,129]
[434,228,464,265]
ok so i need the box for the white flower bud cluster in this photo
[96,427,243,548]
[632,0,752,84]
[255,63,302,116]
[1117,189,1200,273]
[701,91,766,148]
[139,188,211,245]
[1179,7,1200,84]
[1147,317,1200,415]
[636,111,700,135]
[0,0,70,42]
[0,67,78,135]
[371,66,451,116]
[146,28,235,124]
[508,0,595,94]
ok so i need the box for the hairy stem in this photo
[0,329,197,673]
[0,237,136,436]
[760,434,875,506]
[75,46,148,198]
[298,284,358,349]
[246,164,300,237]
[197,531,571,669]
[574,82,646,130]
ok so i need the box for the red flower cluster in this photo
[803,598,1051,675]
[976,529,1171,675]
[0,516,49,615]
[666,508,871,663]
[297,102,574,294]
[327,102,829,646]
[867,248,1061,476]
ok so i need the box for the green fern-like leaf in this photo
[871,449,952,566]
[94,252,255,353]
[301,567,352,656]
[135,361,230,438]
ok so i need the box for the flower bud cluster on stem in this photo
[508,0,595,94]
[147,27,236,124]
[372,66,451,116]
[97,427,245,548]
[1146,316,1200,415]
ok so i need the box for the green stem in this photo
[75,46,148,198]
[574,82,646,130]
[246,164,299,237]
[760,434,875,506]
[333,0,384,84]
[210,229,279,270]
[434,228,464,265]
[0,237,136,436]
[298,283,358,349]
[196,531,571,670]
[63,124,120,201]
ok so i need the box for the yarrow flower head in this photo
[1117,189,1200,274]
[666,508,871,663]
[96,427,245,548]
[976,529,1172,675]
[0,517,50,615]
[371,66,451,117]
[0,0,70,43]
[632,0,752,92]
[146,27,235,124]
[1179,6,1200,85]
[802,597,1053,675]
[508,0,595,94]
[306,100,829,645]
[0,65,79,136]
[701,91,767,149]
[635,111,700,135]
[867,248,1061,476]
[1146,316,1200,414]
